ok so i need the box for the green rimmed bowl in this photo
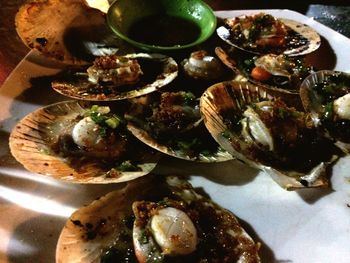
[106,0,217,52]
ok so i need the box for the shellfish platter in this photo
[1,8,350,263]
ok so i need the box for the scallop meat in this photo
[125,91,233,162]
[51,53,178,101]
[215,46,313,96]
[200,80,342,190]
[56,175,261,262]
[216,12,321,56]
[9,101,160,184]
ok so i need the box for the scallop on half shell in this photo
[9,101,160,184]
[216,13,321,56]
[56,175,261,263]
[51,53,178,101]
[15,0,130,64]
[215,46,313,97]
[300,70,350,148]
[200,81,342,190]
[181,50,225,80]
[125,91,233,162]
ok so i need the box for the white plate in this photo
[1,9,350,263]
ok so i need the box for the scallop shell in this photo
[214,47,311,101]
[52,53,178,101]
[217,16,321,56]
[300,70,350,147]
[56,175,261,263]
[125,92,233,162]
[15,0,129,64]
[200,80,341,190]
[9,101,160,184]
[300,70,335,119]
[127,122,232,162]
[181,50,225,80]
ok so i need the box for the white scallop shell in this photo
[200,80,340,190]
[127,122,233,162]
[15,0,129,64]
[300,70,350,149]
[125,92,233,163]
[56,175,261,262]
[9,101,159,184]
[51,53,178,101]
[214,46,311,98]
[56,176,155,263]
[300,70,333,120]
[217,16,321,56]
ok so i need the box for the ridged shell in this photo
[15,0,129,64]
[9,101,160,184]
[56,175,153,263]
[52,53,178,101]
[125,92,233,162]
[200,80,340,190]
[127,122,233,162]
[217,17,321,56]
[56,175,261,263]
[300,70,348,116]
[181,50,225,80]
[214,46,310,99]
[300,70,350,147]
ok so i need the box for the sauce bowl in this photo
[106,0,217,52]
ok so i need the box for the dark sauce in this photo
[128,14,201,47]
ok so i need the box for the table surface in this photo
[1,2,350,263]
[0,0,350,87]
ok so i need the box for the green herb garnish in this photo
[87,105,123,135]
[182,92,196,105]
[105,116,121,129]
[323,101,334,121]
[116,160,140,172]
[139,230,148,244]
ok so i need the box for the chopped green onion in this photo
[139,230,148,244]
[117,161,140,172]
[90,105,99,112]
[323,102,334,120]
[105,117,120,129]
[182,92,196,105]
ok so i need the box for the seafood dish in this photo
[200,81,342,189]
[5,3,350,262]
[15,0,129,64]
[9,101,160,183]
[300,70,350,145]
[52,53,178,101]
[215,46,313,94]
[181,50,226,80]
[216,12,321,56]
[56,175,260,262]
[125,91,233,162]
